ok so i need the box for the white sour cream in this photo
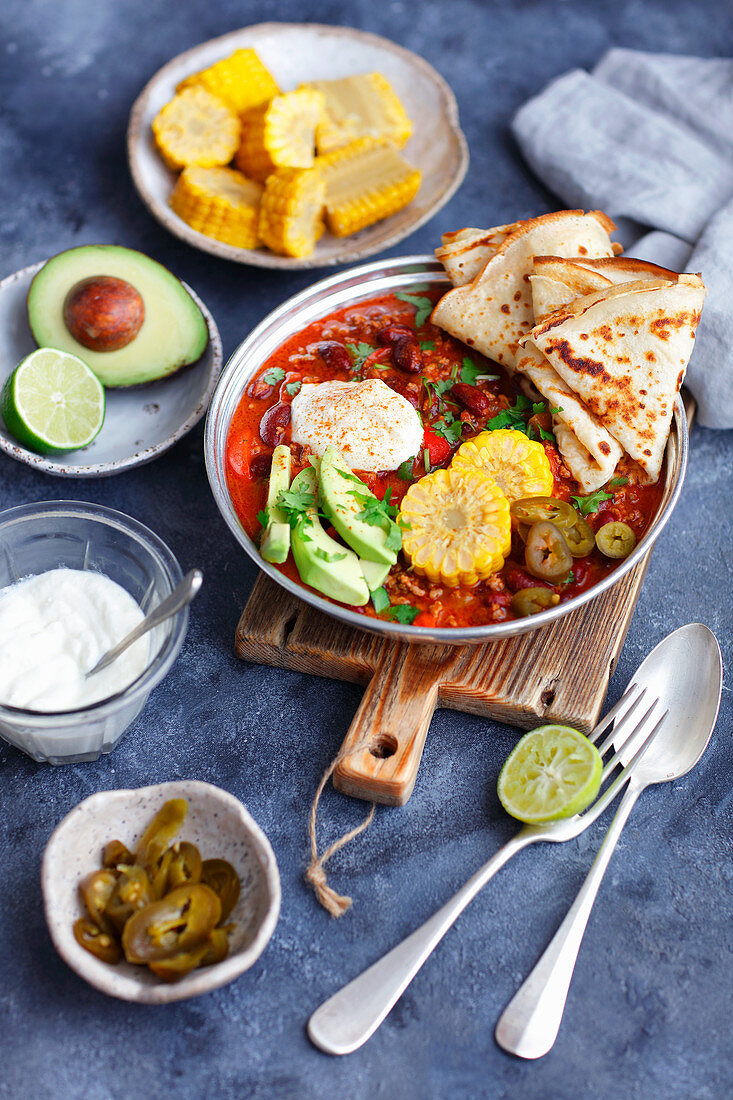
[290,378,423,473]
[0,568,149,712]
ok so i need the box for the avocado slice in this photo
[319,445,399,566]
[359,558,391,592]
[260,445,292,564]
[290,468,369,607]
[27,245,208,387]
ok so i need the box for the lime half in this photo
[498,724,603,824]
[1,348,105,453]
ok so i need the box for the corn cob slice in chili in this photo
[399,466,511,587]
[258,167,326,258]
[152,87,241,171]
[301,73,412,154]
[235,89,324,182]
[452,429,554,504]
[318,138,421,237]
[176,48,280,115]
[170,166,263,249]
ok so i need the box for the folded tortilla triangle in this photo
[436,222,526,286]
[516,344,623,493]
[529,256,681,322]
[431,211,618,372]
[529,275,706,481]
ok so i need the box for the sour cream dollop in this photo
[290,378,423,472]
[0,568,149,712]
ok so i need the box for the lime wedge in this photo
[498,724,602,824]
[1,348,105,453]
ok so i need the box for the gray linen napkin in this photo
[512,49,733,429]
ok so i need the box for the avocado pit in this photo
[63,276,145,353]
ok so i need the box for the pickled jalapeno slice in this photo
[121,884,221,964]
[135,798,187,872]
[200,859,241,923]
[166,842,202,892]
[525,521,573,583]
[596,522,637,559]
[510,588,561,617]
[511,497,578,531]
[564,514,595,558]
[73,917,121,964]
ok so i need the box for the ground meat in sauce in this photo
[225,289,665,628]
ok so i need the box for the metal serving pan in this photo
[205,256,688,644]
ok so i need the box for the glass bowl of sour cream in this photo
[0,500,189,764]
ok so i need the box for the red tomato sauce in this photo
[225,290,664,628]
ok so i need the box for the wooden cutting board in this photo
[235,557,649,806]
[235,397,691,809]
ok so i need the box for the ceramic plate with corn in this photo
[151,48,421,259]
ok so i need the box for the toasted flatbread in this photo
[436,222,526,286]
[431,211,618,372]
[529,275,706,480]
[517,344,623,492]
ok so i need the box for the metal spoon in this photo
[85,569,203,678]
[495,622,722,1060]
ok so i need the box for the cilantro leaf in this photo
[351,491,398,527]
[460,357,499,385]
[276,486,316,527]
[388,604,421,625]
[420,340,435,352]
[262,367,285,385]
[609,476,628,488]
[433,417,467,447]
[285,379,301,396]
[384,524,403,552]
[345,341,375,373]
[550,405,564,415]
[563,571,576,586]
[532,401,547,415]
[394,292,433,328]
[486,394,534,434]
[397,458,415,480]
[371,586,390,614]
[538,426,556,442]
[257,508,269,529]
[571,489,614,516]
[336,467,364,484]
[314,547,346,563]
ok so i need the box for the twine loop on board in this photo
[305,739,376,917]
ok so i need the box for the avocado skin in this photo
[260,445,291,564]
[319,446,398,566]
[290,469,369,607]
[27,245,208,388]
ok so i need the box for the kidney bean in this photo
[317,341,351,372]
[249,452,272,478]
[450,382,490,416]
[504,564,554,593]
[259,403,290,447]
[247,378,275,401]
[594,507,620,528]
[377,324,422,373]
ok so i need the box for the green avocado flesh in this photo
[260,445,291,564]
[359,558,391,592]
[290,468,369,607]
[319,445,398,566]
[27,245,208,387]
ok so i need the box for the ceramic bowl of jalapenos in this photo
[41,781,280,1003]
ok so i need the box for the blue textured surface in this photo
[0,2,731,1097]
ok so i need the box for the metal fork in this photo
[308,686,668,1055]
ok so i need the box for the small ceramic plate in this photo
[0,263,222,478]
[127,22,469,269]
[42,781,281,1004]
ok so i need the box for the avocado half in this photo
[27,245,209,387]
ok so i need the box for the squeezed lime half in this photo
[498,724,603,824]
[1,347,105,453]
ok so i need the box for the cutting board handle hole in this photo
[370,734,398,759]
